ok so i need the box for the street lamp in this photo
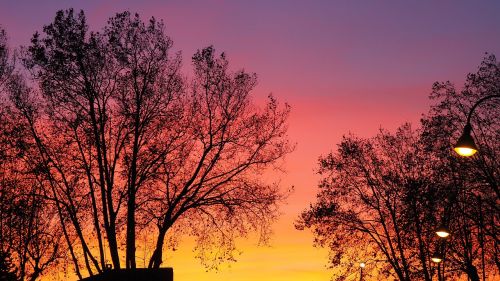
[434,227,449,280]
[356,259,386,280]
[359,262,365,281]
[454,123,477,156]
[435,225,450,238]
[431,252,443,264]
[454,94,500,156]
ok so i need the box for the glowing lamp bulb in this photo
[435,226,450,238]
[454,147,477,157]
[359,262,366,268]
[431,256,442,263]
[454,124,478,157]
[436,230,450,238]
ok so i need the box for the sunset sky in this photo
[1,1,500,280]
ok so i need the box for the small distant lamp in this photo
[435,226,451,238]
[359,262,366,268]
[453,124,478,157]
[431,253,443,263]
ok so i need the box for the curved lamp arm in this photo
[454,94,500,156]
[465,94,500,125]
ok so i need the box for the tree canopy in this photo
[0,9,293,279]
[298,55,499,281]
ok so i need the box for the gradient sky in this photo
[2,1,500,280]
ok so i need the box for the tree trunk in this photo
[148,220,173,269]
[465,263,480,281]
[126,189,136,269]
[148,229,167,269]
[29,267,41,281]
[126,106,141,269]
[106,223,121,270]
[88,99,120,270]
[412,199,431,281]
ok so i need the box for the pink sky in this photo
[2,1,500,280]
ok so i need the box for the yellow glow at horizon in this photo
[454,147,477,157]
[163,216,334,281]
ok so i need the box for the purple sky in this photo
[1,1,500,280]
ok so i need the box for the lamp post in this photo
[432,225,450,281]
[432,248,445,281]
[438,94,498,279]
[431,252,443,264]
[359,262,365,281]
[454,94,500,156]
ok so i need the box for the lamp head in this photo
[431,253,443,263]
[435,225,450,238]
[454,124,478,157]
[359,262,366,268]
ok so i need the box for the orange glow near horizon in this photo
[2,1,500,281]
[163,217,333,281]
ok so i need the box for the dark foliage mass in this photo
[0,10,292,280]
[0,250,18,281]
[298,55,499,281]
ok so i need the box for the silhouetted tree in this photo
[299,55,499,281]
[0,27,13,88]
[421,54,499,280]
[297,125,441,281]
[8,9,292,278]
[0,29,61,281]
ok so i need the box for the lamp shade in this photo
[435,226,450,238]
[454,124,478,157]
[431,253,443,263]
